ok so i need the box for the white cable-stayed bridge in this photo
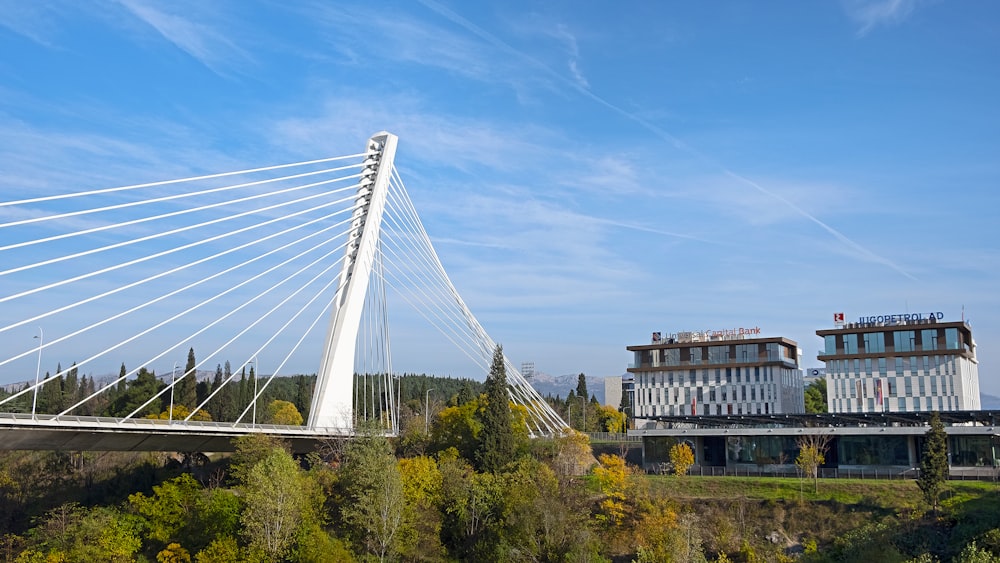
[0,131,566,452]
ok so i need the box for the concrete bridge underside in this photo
[0,415,340,454]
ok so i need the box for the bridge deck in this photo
[0,414,348,453]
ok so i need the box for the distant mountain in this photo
[981,393,1000,410]
[525,372,611,404]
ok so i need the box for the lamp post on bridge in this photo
[169,362,177,423]
[31,327,43,419]
[425,388,435,434]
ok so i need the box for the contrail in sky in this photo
[417,0,917,281]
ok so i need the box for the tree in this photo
[795,434,831,494]
[918,411,949,515]
[156,543,191,563]
[294,375,311,421]
[431,399,482,461]
[338,426,404,561]
[241,448,316,561]
[804,378,828,413]
[475,345,516,473]
[619,387,632,429]
[592,454,629,527]
[128,473,201,545]
[178,348,198,411]
[597,404,627,433]
[575,374,590,431]
[264,400,303,426]
[669,442,695,476]
[62,363,79,412]
[107,367,163,417]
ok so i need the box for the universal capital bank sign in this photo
[857,311,945,324]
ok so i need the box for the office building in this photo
[627,328,805,420]
[817,312,980,413]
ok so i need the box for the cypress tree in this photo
[178,347,198,409]
[475,345,515,473]
[456,381,473,406]
[918,411,949,515]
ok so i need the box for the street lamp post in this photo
[169,362,177,423]
[31,328,43,419]
[425,388,435,434]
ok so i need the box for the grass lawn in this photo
[643,475,998,509]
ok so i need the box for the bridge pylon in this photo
[308,132,397,431]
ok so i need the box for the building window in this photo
[945,328,960,350]
[824,335,837,355]
[864,332,886,353]
[893,330,916,353]
[921,329,938,351]
[843,334,859,354]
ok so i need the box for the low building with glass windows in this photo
[818,313,980,413]
[627,329,805,422]
[631,411,1000,478]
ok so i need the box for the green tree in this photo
[229,434,291,486]
[128,473,201,545]
[619,387,632,429]
[804,378,828,413]
[431,399,481,461]
[918,411,949,514]
[575,373,591,431]
[178,347,198,412]
[195,536,242,563]
[475,345,516,473]
[956,541,1000,563]
[338,426,404,561]
[241,448,317,561]
[294,375,311,421]
[107,367,163,417]
[62,363,79,412]
[669,442,695,476]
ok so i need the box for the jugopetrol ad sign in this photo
[857,312,945,324]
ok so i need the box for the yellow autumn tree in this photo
[669,442,695,476]
[264,400,303,426]
[147,404,212,421]
[592,453,629,527]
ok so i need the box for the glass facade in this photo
[893,330,916,352]
[838,436,909,466]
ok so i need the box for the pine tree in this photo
[209,364,224,421]
[575,373,588,400]
[294,375,310,420]
[918,411,949,514]
[221,361,237,422]
[576,373,590,431]
[475,345,516,473]
[63,363,79,412]
[456,381,473,406]
[238,367,248,415]
[178,347,198,409]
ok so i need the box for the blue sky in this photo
[1,1,999,394]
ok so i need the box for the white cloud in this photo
[0,1,64,46]
[116,0,253,76]
[843,0,921,36]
